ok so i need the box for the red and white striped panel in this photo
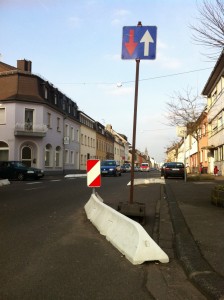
[86,159,101,187]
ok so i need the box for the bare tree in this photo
[165,87,206,173]
[190,0,224,60]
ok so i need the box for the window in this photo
[57,117,61,131]
[0,141,9,160]
[71,126,74,141]
[65,124,69,137]
[25,108,33,130]
[218,116,223,130]
[55,146,61,167]
[45,144,52,167]
[47,112,51,128]
[212,120,218,133]
[44,87,48,99]
[65,149,69,164]
[54,94,58,105]
[71,150,74,164]
[0,107,6,124]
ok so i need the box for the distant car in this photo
[0,161,44,181]
[134,166,140,172]
[161,163,168,176]
[123,163,131,172]
[121,163,131,173]
[120,165,126,173]
[101,160,121,177]
[163,162,185,179]
[140,163,150,172]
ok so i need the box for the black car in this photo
[101,160,121,177]
[0,161,44,181]
[161,163,168,176]
[163,162,185,179]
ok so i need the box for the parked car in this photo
[140,162,150,172]
[101,160,121,177]
[163,162,185,179]
[123,163,131,172]
[121,163,131,173]
[0,161,44,181]
[161,163,168,176]
[120,165,126,173]
[134,166,140,172]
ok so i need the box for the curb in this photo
[165,183,224,299]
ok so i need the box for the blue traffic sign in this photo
[122,26,157,60]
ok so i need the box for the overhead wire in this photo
[56,67,213,86]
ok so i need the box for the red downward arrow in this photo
[125,29,137,56]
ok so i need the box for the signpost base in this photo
[117,201,146,225]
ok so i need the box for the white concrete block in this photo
[85,193,169,265]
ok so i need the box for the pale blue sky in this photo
[1,0,215,162]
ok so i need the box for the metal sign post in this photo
[122,21,157,204]
[130,58,140,204]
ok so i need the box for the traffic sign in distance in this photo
[87,159,101,187]
[122,26,157,60]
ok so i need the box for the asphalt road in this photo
[0,171,161,300]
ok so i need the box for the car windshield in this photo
[11,162,27,167]
[101,161,116,166]
[141,163,148,166]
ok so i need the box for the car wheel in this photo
[17,173,25,181]
[119,172,121,176]
[164,175,167,179]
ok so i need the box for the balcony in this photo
[14,122,48,137]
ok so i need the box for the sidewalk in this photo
[164,177,224,299]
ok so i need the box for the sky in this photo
[0,0,215,163]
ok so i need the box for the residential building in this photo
[0,59,80,174]
[78,111,96,170]
[105,124,127,164]
[95,122,114,161]
[202,50,224,175]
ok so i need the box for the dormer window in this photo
[44,87,48,99]
[54,94,57,105]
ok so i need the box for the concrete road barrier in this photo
[64,174,87,178]
[85,193,169,265]
[0,179,10,186]
[127,178,165,186]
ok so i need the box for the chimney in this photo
[17,59,32,73]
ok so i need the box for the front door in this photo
[21,146,32,167]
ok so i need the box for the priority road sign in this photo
[122,26,157,60]
[87,159,101,187]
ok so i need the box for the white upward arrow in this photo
[140,30,154,56]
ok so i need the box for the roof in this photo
[0,61,17,72]
[202,50,224,96]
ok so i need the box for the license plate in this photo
[102,171,108,173]
[172,168,179,171]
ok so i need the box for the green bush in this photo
[215,185,224,191]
